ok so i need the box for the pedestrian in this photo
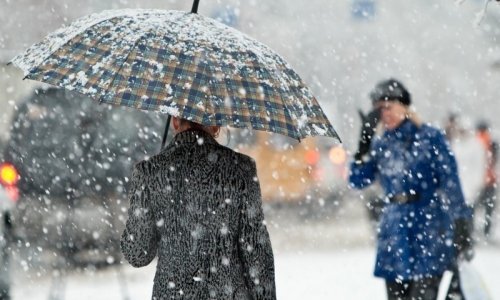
[349,78,473,300]
[442,113,485,299]
[475,120,498,239]
[443,113,484,207]
[443,113,465,142]
[121,117,276,300]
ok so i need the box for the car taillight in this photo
[305,150,320,165]
[0,162,20,202]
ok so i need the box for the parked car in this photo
[2,87,168,267]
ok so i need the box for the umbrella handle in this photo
[191,0,200,13]
[161,115,172,150]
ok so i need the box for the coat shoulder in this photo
[131,159,156,177]
[135,142,256,175]
[419,124,446,142]
[213,144,257,174]
[233,151,257,173]
[420,123,442,135]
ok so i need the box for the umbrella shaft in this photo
[161,115,172,151]
[191,0,200,13]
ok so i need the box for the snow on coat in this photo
[349,119,472,281]
[121,129,276,300]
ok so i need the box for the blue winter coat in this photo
[349,119,472,281]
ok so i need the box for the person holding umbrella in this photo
[120,116,276,299]
[9,4,339,299]
[349,79,473,299]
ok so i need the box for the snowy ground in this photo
[9,200,500,300]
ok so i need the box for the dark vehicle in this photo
[2,88,167,266]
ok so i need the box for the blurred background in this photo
[0,0,499,299]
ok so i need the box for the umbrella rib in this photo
[100,31,152,104]
[283,94,302,140]
[201,51,225,127]
[15,14,131,75]
[215,46,302,139]
[100,12,187,105]
[211,59,300,139]
[267,56,307,140]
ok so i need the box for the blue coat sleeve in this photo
[431,130,473,220]
[349,142,378,189]
[121,162,159,267]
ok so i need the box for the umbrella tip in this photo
[191,0,200,13]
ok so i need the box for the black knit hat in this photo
[370,78,411,106]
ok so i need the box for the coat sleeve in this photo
[431,130,473,220]
[348,142,378,189]
[120,162,159,268]
[238,159,276,300]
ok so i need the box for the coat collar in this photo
[384,119,418,140]
[172,129,219,147]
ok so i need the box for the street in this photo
[8,200,500,300]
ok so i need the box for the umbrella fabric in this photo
[11,9,339,141]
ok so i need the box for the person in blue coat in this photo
[349,79,473,300]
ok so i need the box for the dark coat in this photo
[121,130,276,300]
[349,119,472,281]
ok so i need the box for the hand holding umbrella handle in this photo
[354,108,380,162]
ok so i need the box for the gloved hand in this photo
[354,108,380,162]
[4,211,12,229]
[454,218,474,261]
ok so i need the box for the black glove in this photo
[354,108,380,162]
[4,211,12,229]
[454,218,474,261]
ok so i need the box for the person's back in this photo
[121,124,276,300]
[443,115,485,206]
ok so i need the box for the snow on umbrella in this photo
[10,6,340,145]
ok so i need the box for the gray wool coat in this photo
[121,129,276,300]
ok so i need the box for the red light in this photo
[5,186,19,203]
[305,150,320,165]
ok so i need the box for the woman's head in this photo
[370,78,411,106]
[171,117,220,138]
[375,101,410,130]
[370,78,413,130]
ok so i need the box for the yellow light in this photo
[0,163,19,186]
[329,146,347,165]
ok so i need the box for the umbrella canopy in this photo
[11,8,340,142]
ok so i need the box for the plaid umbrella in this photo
[10,7,340,143]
